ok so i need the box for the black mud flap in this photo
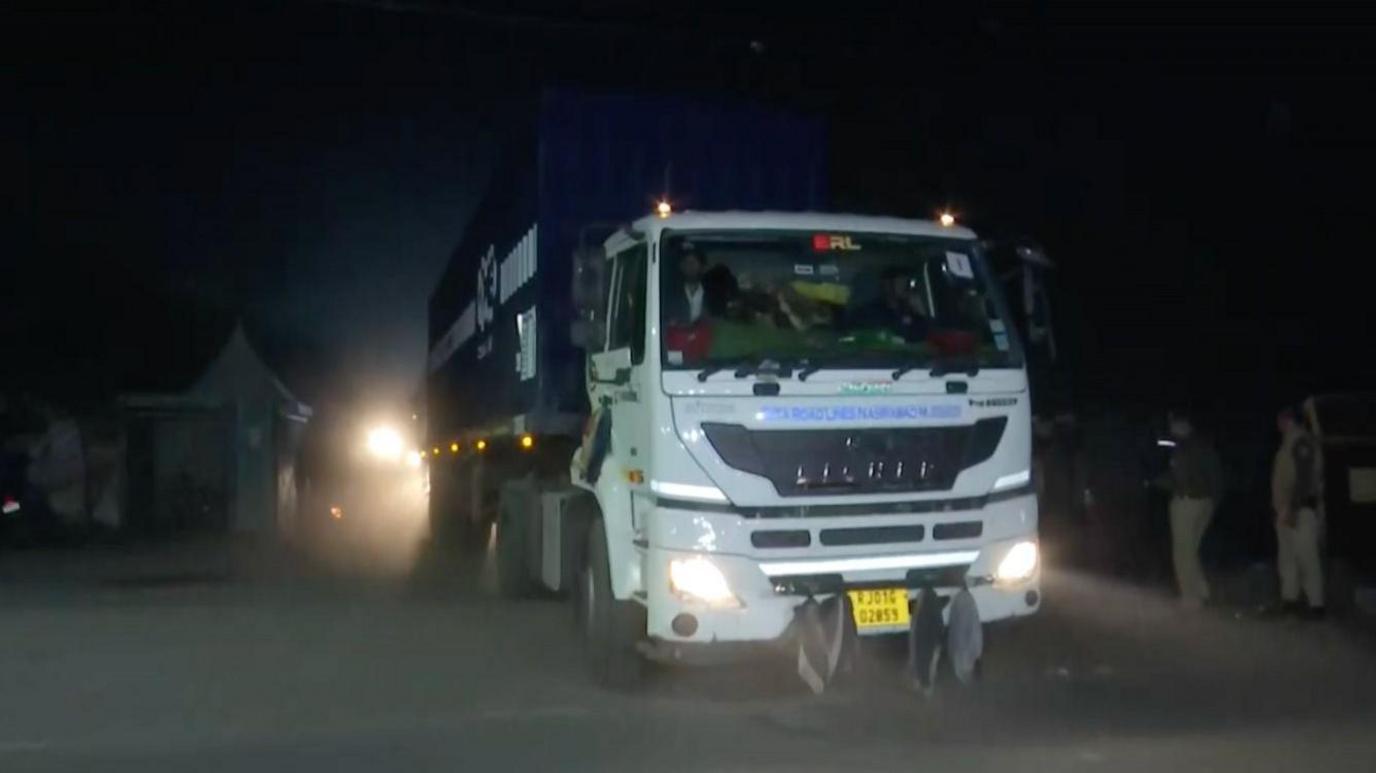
[946,588,984,685]
[795,594,858,694]
[908,588,944,694]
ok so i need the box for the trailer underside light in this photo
[475,439,488,452]
[432,447,440,456]
[519,434,535,451]
[450,442,459,454]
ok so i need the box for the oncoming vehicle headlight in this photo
[995,541,1039,584]
[366,426,404,462]
[668,556,740,607]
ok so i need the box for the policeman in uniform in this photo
[1156,411,1224,609]
[1273,406,1325,618]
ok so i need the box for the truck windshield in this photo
[659,230,1022,371]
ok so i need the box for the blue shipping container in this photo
[427,90,827,441]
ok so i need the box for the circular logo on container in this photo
[476,245,497,330]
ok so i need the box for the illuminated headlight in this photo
[366,426,404,461]
[995,541,1038,584]
[650,479,729,503]
[669,556,740,607]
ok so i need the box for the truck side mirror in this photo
[1013,243,1056,361]
[572,246,606,314]
[1014,243,1052,269]
[570,318,602,350]
[571,246,607,349]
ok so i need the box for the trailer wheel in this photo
[495,502,532,598]
[454,458,489,554]
[576,519,644,689]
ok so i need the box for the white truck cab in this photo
[535,210,1039,684]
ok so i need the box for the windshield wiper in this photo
[696,362,739,382]
[733,350,978,382]
[696,357,791,382]
[797,354,915,381]
[733,358,793,379]
[928,357,982,378]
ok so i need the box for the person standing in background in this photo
[1155,411,1225,609]
[1272,406,1325,619]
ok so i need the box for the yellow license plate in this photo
[848,588,910,630]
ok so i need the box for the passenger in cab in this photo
[850,267,931,342]
[664,247,707,325]
[701,263,741,319]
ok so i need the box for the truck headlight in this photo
[669,556,740,607]
[994,541,1038,584]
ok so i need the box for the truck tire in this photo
[495,503,532,598]
[576,519,645,689]
[454,458,488,555]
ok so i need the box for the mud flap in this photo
[908,588,944,693]
[795,594,857,694]
[946,588,983,685]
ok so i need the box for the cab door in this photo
[585,239,652,597]
[590,240,651,482]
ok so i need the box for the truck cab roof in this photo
[623,210,979,243]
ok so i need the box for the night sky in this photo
[6,1,1375,421]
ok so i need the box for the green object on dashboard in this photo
[705,321,930,361]
[706,320,835,359]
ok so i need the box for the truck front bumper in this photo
[643,546,1039,645]
[639,493,1041,646]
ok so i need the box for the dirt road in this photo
[2,534,1375,772]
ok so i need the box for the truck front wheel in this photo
[576,519,645,688]
[495,501,532,598]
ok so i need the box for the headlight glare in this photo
[995,540,1038,584]
[669,556,740,607]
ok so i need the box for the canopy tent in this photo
[120,324,311,536]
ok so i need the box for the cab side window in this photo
[608,244,648,364]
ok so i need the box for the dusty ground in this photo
[3,525,1376,772]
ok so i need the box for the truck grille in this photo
[751,521,983,549]
[701,418,1005,497]
[771,566,971,595]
